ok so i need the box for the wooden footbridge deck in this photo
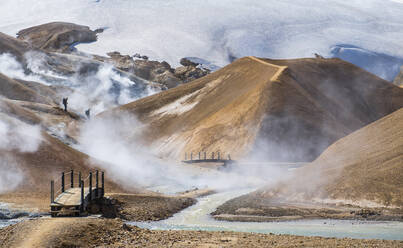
[182,151,235,166]
[182,151,307,170]
[50,170,104,217]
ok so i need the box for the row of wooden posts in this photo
[184,151,231,161]
[50,170,105,209]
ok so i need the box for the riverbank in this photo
[110,193,196,221]
[1,190,403,247]
[212,192,403,222]
[1,218,402,248]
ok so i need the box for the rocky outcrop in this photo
[9,22,210,89]
[174,66,209,84]
[393,66,403,87]
[179,57,198,67]
[173,58,210,83]
[16,22,101,52]
[104,52,210,88]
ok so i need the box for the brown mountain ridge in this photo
[106,56,403,162]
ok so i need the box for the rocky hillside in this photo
[0,96,125,211]
[13,22,210,88]
[214,107,403,221]
[108,56,403,162]
[102,52,210,88]
[16,22,101,52]
[295,107,403,207]
[0,32,31,64]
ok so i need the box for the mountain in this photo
[108,56,403,162]
[218,108,403,216]
[16,22,100,52]
[295,107,403,207]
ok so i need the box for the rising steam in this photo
[78,114,289,193]
[0,113,42,193]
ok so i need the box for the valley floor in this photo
[1,218,402,248]
[1,191,403,247]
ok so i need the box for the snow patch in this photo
[0,0,403,80]
[152,92,199,117]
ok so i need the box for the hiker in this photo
[62,97,68,112]
[85,108,91,119]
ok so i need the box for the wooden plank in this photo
[52,187,89,207]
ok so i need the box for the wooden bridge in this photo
[182,151,235,166]
[50,170,105,217]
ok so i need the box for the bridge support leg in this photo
[78,172,81,187]
[71,169,74,188]
[198,152,200,160]
[218,152,220,160]
[212,152,214,160]
[185,152,187,160]
[61,172,65,192]
[96,170,99,198]
[89,172,93,201]
[101,171,104,197]
[80,180,84,213]
[190,152,193,161]
[51,180,54,203]
[204,152,206,160]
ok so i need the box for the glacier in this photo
[1,0,403,80]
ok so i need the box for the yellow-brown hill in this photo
[218,107,403,216]
[107,56,403,162]
[0,74,125,211]
[289,107,403,207]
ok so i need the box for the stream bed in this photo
[130,190,403,241]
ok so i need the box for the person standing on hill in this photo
[62,97,68,112]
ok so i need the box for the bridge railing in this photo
[182,151,234,163]
[50,170,105,207]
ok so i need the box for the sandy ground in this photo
[110,193,196,221]
[1,218,402,248]
[212,193,403,222]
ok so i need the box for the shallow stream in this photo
[131,190,403,241]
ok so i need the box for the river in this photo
[130,190,403,241]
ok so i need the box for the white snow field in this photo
[1,0,403,79]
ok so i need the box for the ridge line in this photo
[247,56,287,82]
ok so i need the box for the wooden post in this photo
[96,170,99,198]
[218,152,220,160]
[204,151,206,160]
[101,172,105,197]
[228,154,231,160]
[80,180,84,212]
[190,152,193,161]
[185,152,187,160]
[61,172,65,192]
[198,152,200,160]
[51,180,54,203]
[78,172,82,187]
[71,169,74,188]
[101,171,105,197]
[89,172,92,201]
[212,152,214,160]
